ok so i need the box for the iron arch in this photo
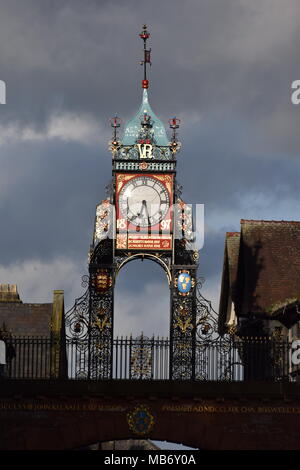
[115,253,172,286]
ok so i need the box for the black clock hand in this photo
[126,198,138,222]
[129,200,152,227]
[141,200,151,227]
[128,201,146,222]
[142,200,152,234]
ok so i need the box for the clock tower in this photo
[68,26,200,380]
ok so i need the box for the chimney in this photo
[0,284,22,303]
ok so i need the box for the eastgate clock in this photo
[116,173,174,250]
[119,175,170,227]
[65,26,201,382]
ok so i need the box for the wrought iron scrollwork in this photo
[66,231,115,379]
[170,268,197,380]
[65,173,240,382]
[196,281,220,343]
[65,277,90,380]
[65,277,89,342]
[130,334,153,380]
[194,280,234,380]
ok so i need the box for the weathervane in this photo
[139,25,151,89]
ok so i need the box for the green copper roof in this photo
[122,89,169,146]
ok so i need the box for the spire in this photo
[111,25,181,156]
[139,24,151,89]
[121,25,169,147]
[122,88,169,146]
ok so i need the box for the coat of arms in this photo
[127,405,155,436]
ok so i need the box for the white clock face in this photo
[119,176,170,227]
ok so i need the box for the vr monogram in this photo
[137,143,153,158]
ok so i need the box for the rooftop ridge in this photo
[241,219,300,225]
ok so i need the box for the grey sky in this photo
[0,0,299,337]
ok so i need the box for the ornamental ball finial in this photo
[139,24,150,41]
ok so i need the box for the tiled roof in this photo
[0,284,53,336]
[219,220,300,330]
[241,219,300,225]
[0,302,53,336]
[240,219,300,315]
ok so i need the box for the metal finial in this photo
[169,117,181,155]
[139,25,151,89]
[108,116,121,157]
[169,117,180,141]
[109,115,121,142]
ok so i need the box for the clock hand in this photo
[132,200,152,226]
[137,200,151,234]
[142,200,152,228]
[126,198,139,222]
[128,201,146,221]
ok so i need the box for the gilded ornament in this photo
[127,405,155,436]
[93,316,110,332]
[227,323,237,336]
[175,317,193,333]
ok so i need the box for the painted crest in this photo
[93,269,113,294]
[174,270,195,296]
[127,405,155,436]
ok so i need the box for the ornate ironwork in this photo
[66,237,115,379]
[194,280,234,380]
[65,279,89,342]
[113,160,176,172]
[4,335,296,382]
[196,282,220,343]
[169,117,181,155]
[130,334,153,380]
[115,144,173,161]
[88,265,114,379]
[114,252,172,285]
[170,267,197,380]
[64,25,236,383]
[66,240,234,381]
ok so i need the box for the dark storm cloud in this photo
[1,0,299,141]
[0,0,299,313]
[0,138,110,265]
[179,123,300,281]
